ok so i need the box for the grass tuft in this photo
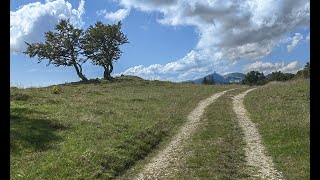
[50,86,63,94]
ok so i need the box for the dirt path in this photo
[134,89,234,180]
[233,88,283,180]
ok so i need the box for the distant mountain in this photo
[265,74,272,78]
[192,72,226,84]
[223,72,245,83]
[187,72,245,84]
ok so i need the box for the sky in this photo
[10,0,310,87]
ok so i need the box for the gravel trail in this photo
[134,89,234,180]
[233,88,283,180]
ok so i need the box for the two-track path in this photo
[233,88,283,179]
[133,88,283,180]
[134,89,234,179]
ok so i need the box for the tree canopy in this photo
[82,21,128,80]
[24,19,88,81]
[242,71,266,85]
[23,19,129,81]
[294,62,310,79]
[202,76,215,85]
[270,71,294,81]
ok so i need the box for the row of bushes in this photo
[242,62,310,86]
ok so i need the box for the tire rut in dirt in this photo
[134,89,235,180]
[233,88,283,180]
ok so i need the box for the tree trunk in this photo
[103,65,112,80]
[73,64,88,81]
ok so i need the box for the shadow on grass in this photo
[10,107,68,154]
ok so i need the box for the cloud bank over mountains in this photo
[120,50,230,81]
[115,0,309,81]
[243,61,302,75]
[10,0,309,81]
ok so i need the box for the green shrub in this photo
[294,62,310,79]
[202,76,215,85]
[242,71,267,86]
[50,86,63,94]
[269,71,294,81]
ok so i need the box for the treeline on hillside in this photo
[202,75,215,85]
[24,19,128,81]
[241,62,310,86]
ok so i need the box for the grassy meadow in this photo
[244,79,310,179]
[10,76,238,179]
[169,79,309,179]
[10,76,310,179]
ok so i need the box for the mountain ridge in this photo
[187,72,245,84]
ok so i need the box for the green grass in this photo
[173,88,252,179]
[10,76,238,179]
[244,79,310,179]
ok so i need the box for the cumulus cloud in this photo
[11,0,310,81]
[118,0,309,59]
[98,8,130,22]
[10,0,85,53]
[287,33,303,52]
[119,0,177,11]
[119,50,231,81]
[243,61,302,74]
[114,0,309,81]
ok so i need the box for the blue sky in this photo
[10,0,310,87]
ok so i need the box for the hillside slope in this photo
[145,79,309,180]
[10,76,238,179]
[10,77,309,179]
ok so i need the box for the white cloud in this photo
[119,0,177,12]
[98,8,130,22]
[114,0,309,81]
[11,0,310,82]
[119,50,230,81]
[10,0,85,53]
[122,0,309,59]
[306,32,310,41]
[287,33,303,52]
[243,61,302,74]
